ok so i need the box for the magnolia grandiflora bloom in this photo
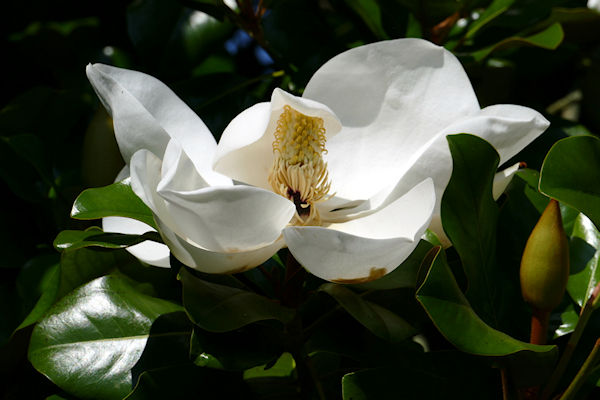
[86,38,547,282]
[214,39,549,250]
[86,63,435,283]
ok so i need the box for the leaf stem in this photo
[559,338,600,400]
[540,282,600,400]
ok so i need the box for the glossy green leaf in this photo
[568,214,600,307]
[71,179,157,229]
[540,136,600,231]
[416,247,556,359]
[180,268,294,332]
[130,312,193,385]
[441,134,500,326]
[471,23,564,61]
[54,227,162,252]
[28,275,182,400]
[513,169,579,234]
[517,169,549,211]
[57,248,140,299]
[352,239,434,290]
[320,283,416,343]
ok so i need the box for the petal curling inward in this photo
[86,63,230,186]
[303,38,481,201]
[284,179,435,283]
[102,216,170,268]
[156,218,286,274]
[158,139,210,193]
[213,90,341,189]
[213,102,273,189]
[156,185,296,252]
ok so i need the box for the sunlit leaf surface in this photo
[28,275,182,399]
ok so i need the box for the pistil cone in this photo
[520,199,570,344]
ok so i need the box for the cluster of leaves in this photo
[1,0,600,399]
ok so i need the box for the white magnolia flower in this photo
[86,38,547,283]
[215,39,548,248]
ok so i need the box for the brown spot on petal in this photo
[332,267,387,284]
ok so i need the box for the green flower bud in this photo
[520,199,570,312]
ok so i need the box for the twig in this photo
[540,282,600,400]
[559,338,600,400]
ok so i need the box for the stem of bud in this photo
[530,308,550,345]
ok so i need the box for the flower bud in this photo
[520,199,570,311]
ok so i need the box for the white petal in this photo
[130,147,293,253]
[156,218,285,274]
[213,89,341,188]
[86,63,230,186]
[159,139,210,192]
[334,104,548,236]
[493,162,521,200]
[270,88,342,136]
[303,38,480,200]
[284,179,435,283]
[157,185,295,252]
[327,179,435,239]
[114,165,130,181]
[129,149,168,217]
[213,102,273,189]
[102,216,170,268]
[478,104,549,164]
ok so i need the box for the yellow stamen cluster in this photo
[268,105,330,225]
